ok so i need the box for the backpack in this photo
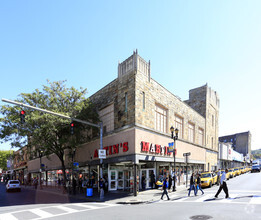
[163,180,168,189]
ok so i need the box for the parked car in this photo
[228,169,235,178]
[201,172,215,188]
[6,180,21,192]
[239,167,245,174]
[233,168,240,176]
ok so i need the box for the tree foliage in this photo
[0,150,13,170]
[0,80,99,184]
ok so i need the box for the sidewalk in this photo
[21,184,187,204]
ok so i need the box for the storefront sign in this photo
[94,142,129,158]
[141,141,171,156]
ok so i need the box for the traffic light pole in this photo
[2,98,104,195]
[2,98,100,128]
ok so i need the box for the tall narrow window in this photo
[125,92,128,112]
[212,115,214,127]
[142,92,145,110]
[211,137,214,148]
[188,122,195,143]
[99,104,114,133]
[198,128,204,146]
[175,115,183,139]
[155,105,167,133]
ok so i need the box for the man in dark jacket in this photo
[188,173,196,196]
[161,177,170,200]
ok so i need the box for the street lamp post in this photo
[170,126,179,192]
[39,150,43,189]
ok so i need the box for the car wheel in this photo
[18,189,21,192]
[209,182,212,188]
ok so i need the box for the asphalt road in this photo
[0,183,84,207]
[0,172,261,220]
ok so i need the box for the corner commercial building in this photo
[27,51,220,192]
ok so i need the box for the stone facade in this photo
[89,50,219,171]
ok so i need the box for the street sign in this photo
[73,162,79,171]
[99,149,106,159]
[41,164,45,171]
[183,152,191,156]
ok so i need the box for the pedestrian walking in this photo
[141,175,146,190]
[161,177,170,200]
[217,169,221,186]
[99,178,105,199]
[196,173,204,195]
[188,173,197,196]
[33,177,38,189]
[72,176,77,195]
[168,175,172,192]
[215,169,229,198]
[150,172,155,189]
[58,178,61,188]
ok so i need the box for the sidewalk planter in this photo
[87,188,93,197]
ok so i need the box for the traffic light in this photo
[70,122,74,135]
[20,110,26,124]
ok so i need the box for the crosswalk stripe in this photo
[172,196,188,202]
[54,205,78,213]
[249,196,261,205]
[226,194,238,203]
[214,194,238,203]
[194,194,213,202]
[0,203,121,220]
[0,213,18,220]
[72,204,100,209]
[29,209,53,218]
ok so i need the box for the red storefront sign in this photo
[141,141,173,156]
[94,142,129,158]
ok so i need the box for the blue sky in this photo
[0,0,260,151]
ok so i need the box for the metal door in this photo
[118,171,124,189]
[109,170,117,191]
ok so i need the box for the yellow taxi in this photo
[246,167,251,172]
[241,167,247,174]
[233,167,240,176]
[228,169,235,178]
[201,172,216,188]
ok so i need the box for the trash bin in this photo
[87,188,93,197]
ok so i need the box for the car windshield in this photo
[202,173,211,178]
[234,169,238,170]
[229,170,233,172]
[10,181,19,184]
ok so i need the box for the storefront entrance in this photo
[140,168,155,189]
[109,169,132,191]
